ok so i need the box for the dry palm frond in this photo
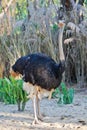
[67,22,80,34]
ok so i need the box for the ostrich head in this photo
[10,56,30,79]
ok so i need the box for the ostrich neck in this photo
[58,28,65,61]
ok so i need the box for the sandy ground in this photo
[0,88,87,130]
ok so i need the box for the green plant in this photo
[0,77,29,111]
[52,82,74,104]
[52,87,60,98]
[0,78,4,102]
[16,0,27,20]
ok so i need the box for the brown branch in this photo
[0,0,14,19]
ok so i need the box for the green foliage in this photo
[52,82,74,104]
[52,88,60,98]
[16,0,27,20]
[0,7,2,13]
[0,77,29,111]
[84,0,87,5]
[51,23,58,32]
[0,78,4,102]
[40,0,60,7]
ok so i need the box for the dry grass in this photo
[0,1,87,85]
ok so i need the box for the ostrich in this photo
[11,21,65,124]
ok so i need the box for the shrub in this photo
[0,76,29,111]
[52,82,74,104]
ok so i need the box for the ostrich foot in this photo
[32,118,42,125]
[32,119,47,126]
[38,113,45,121]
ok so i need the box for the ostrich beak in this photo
[10,68,22,79]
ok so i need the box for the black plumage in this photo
[12,55,30,75]
[12,53,65,91]
[23,53,65,90]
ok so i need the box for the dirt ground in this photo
[0,88,87,130]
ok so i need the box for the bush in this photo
[0,76,29,111]
[52,82,74,104]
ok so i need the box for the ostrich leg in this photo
[32,93,41,124]
[36,97,44,120]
